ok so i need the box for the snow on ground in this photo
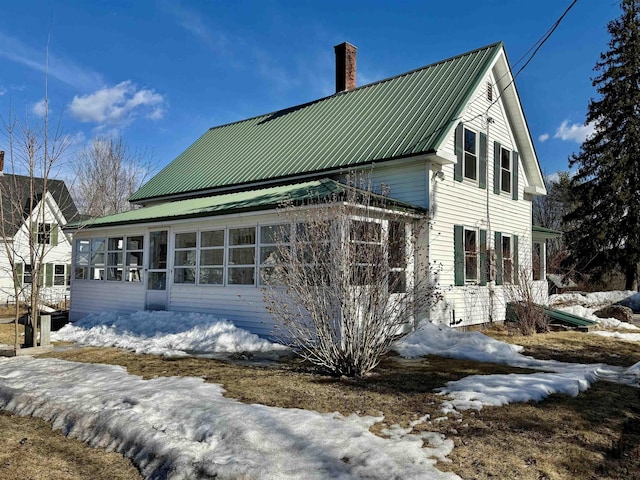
[394,322,640,414]
[549,290,637,308]
[591,330,640,343]
[0,357,458,480]
[549,290,640,330]
[1,305,639,479]
[52,311,288,357]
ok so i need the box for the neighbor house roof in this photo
[130,42,505,203]
[70,179,427,230]
[0,174,79,237]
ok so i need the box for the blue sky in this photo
[0,0,622,183]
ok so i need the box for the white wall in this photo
[427,67,536,327]
[70,211,284,335]
[0,193,73,305]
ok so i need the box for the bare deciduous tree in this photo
[263,176,442,377]
[504,266,549,336]
[0,101,71,349]
[73,136,154,216]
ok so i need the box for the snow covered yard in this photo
[0,297,639,479]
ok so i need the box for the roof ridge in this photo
[205,41,505,134]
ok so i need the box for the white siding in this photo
[0,193,73,305]
[428,69,536,327]
[70,281,146,321]
[170,285,274,337]
[70,211,284,336]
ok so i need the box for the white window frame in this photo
[502,234,513,284]
[37,222,52,245]
[258,224,290,286]
[199,229,225,285]
[173,231,197,284]
[53,264,67,286]
[500,146,512,194]
[464,228,479,283]
[227,227,257,286]
[463,128,478,181]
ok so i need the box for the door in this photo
[146,230,168,310]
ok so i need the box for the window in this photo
[105,236,144,282]
[388,220,407,293]
[532,242,543,281]
[106,237,124,281]
[464,229,478,282]
[349,220,383,286]
[126,236,144,282]
[90,238,106,280]
[74,239,90,279]
[199,230,224,285]
[228,228,256,285]
[75,236,142,282]
[502,235,513,284]
[464,128,477,181]
[54,264,66,286]
[259,225,289,286]
[174,232,197,284]
[24,264,33,284]
[486,82,493,102]
[500,147,512,193]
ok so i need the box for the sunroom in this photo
[67,179,427,337]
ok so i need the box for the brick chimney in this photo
[0,150,4,176]
[334,42,357,93]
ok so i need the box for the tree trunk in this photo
[624,264,639,291]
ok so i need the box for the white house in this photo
[0,161,79,307]
[68,42,548,335]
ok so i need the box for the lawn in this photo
[0,321,639,480]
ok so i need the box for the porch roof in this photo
[67,178,427,230]
[532,225,562,241]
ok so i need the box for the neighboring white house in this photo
[0,167,79,307]
[68,42,548,335]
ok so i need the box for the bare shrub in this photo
[504,266,549,336]
[263,176,442,377]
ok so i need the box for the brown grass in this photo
[0,323,639,479]
[0,411,141,480]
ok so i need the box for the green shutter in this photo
[45,263,53,287]
[512,152,519,200]
[513,234,519,285]
[454,123,463,182]
[51,224,59,246]
[15,263,23,287]
[479,229,487,286]
[493,142,501,195]
[67,264,72,286]
[31,222,38,243]
[495,231,503,285]
[479,132,487,189]
[454,225,464,286]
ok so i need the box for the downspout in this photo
[486,116,495,323]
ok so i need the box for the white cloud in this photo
[32,99,47,117]
[538,133,549,143]
[554,120,596,143]
[68,81,165,126]
[0,85,6,96]
[0,31,104,90]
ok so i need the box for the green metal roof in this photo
[130,42,503,203]
[532,225,563,239]
[70,178,427,229]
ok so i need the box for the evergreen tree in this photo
[565,0,640,290]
